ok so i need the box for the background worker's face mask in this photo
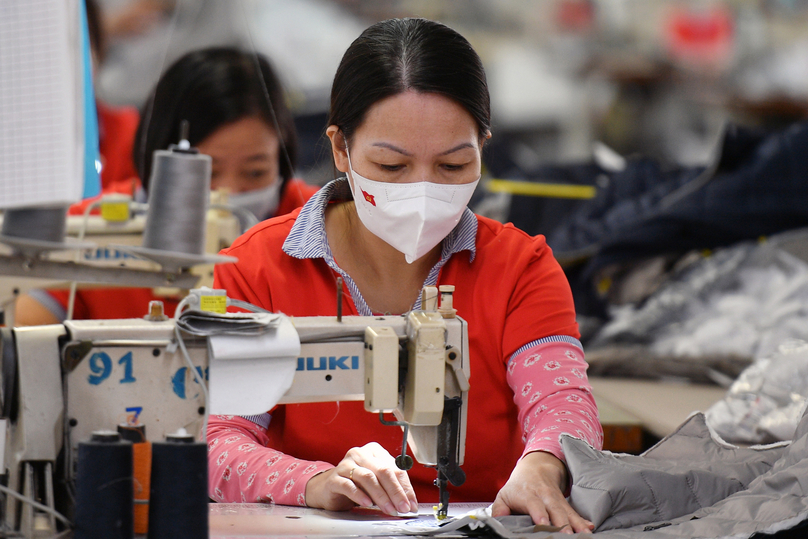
[228,179,283,227]
[346,150,479,264]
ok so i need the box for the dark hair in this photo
[134,47,298,193]
[328,18,490,143]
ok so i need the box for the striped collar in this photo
[282,177,477,315]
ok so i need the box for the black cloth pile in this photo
[505,122,808,324]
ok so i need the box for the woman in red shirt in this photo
[133,47,318,227]
[15,47,318,325]
[209,19,600,534]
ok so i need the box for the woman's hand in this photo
[491,451,594,534]
[304,442,418,516]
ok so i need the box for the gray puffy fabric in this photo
[421,409,808,538]
[563,409,808,538]
[563,413,786,531]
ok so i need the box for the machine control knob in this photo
[395,454,414,471]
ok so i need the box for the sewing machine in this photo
[0,193,243,324]
[0,286,469,537]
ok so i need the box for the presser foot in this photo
[434,473,450,520]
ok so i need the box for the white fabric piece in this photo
[177,311,281,336]
[208,315,300,416]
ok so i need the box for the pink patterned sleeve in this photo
[207,415,334,506]
[507,339,603,462]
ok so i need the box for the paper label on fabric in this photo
[200,295,227,314]
[100,201,130,222]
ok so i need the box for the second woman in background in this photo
[134,47,317,225]
[15,46,318,324]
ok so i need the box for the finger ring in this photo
[349,467,356,481]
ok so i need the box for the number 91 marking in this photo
[87,351,137,385]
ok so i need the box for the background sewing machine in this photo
[0,192,244,325]
[0,286,470,537]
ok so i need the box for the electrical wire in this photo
[170,293,275,440]
[209,203,259,233]
[66,197,148,320]
[173,294,192,320]
[228,298,271,314]
[130,202,149,214]
[174,324,209,442]
[0,484,72,527]
[171,295,209,439]
[66,199,102,320]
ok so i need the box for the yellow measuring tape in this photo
[487,179,596,200]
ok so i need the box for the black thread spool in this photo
[148,432,208,539]
[117,423,146,443]
[74,430,133,539]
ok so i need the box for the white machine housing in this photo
[0,292,469,536]
[0,194,242,325]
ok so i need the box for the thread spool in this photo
[118,424,151,535]
[74,430,133,539]
[1,206,68,243]
[148,432,208,539]
[142,146,211,256]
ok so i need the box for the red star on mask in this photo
[361,189,376,206]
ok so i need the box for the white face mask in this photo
[346,150,479,264]
[228,180,283,228]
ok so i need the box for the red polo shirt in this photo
[212,206,579,503]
